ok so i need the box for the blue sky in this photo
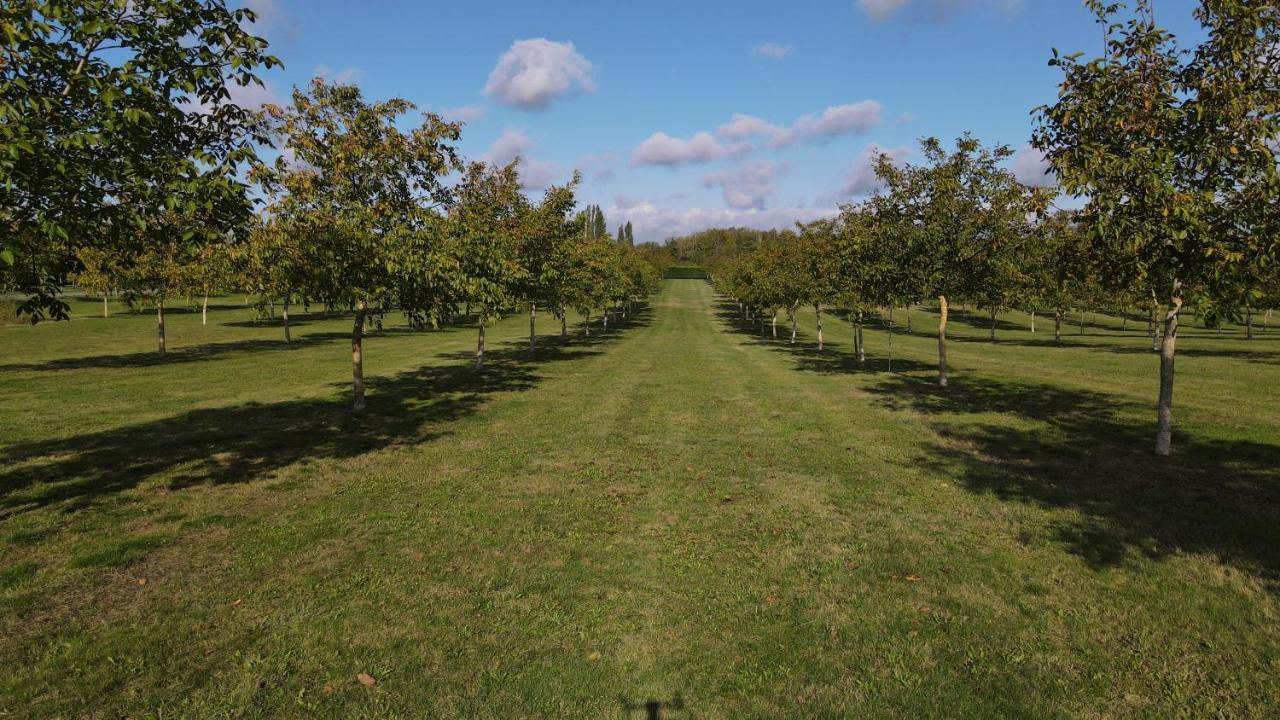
[241,0,1204,243]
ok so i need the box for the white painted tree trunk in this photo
[1030,309,1035,333]
[771,311,777,338]
[103,293,109,318]
[814,304,823,351]
[201,293,208,326]
[1155,283,1182,456]
[529,303,537,352]
[352,300,367,411]
[937,295,949,387]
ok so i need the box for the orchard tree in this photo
[873,135,1049,385]
[1034,0,1279,455]
[0,0,278,320]
[71,247,119,318]
[516,173,581,351]
[258,79,462,410]
[450,161,529,369]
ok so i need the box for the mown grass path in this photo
[2,280,1278,717]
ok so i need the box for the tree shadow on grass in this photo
[712,299,933,376]
[0,311,651,519]
[866,374,1280,588]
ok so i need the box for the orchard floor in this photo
[2,280,1278,718]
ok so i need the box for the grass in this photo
[1,281,1277,718]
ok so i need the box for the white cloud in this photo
[577,152,620,183]
[439,105,486,124]
[857,0,1024,22]
[841,143,912,197]
[314,65,363,84]
[858,0,909,20]
[482,128,562,190]
[1012,144,1055,187]
[715,113,795,148]
[484,38,595,110]
[632,131,749,167]
[703,161,787,210]
[792,101,883,141]
[608,199,837,244]
[751,42,793,60]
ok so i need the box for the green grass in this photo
[1,282,1278,718]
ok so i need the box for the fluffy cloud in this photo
[608,199,837,244]
[858,0,1024,22]
[1012,144,1055,187]
[703,161,786,210]
[792,101,883,141]
[577,152,620,183]
[484,39,595,110]
[632,131,749,167]
[841,143,912,197]
[482,128,562,190]
[751,42,793,60]
[635,101,886,166]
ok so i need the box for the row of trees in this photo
[712,0,1278,456]
[0,2,661,412]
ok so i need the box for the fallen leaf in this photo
[357,673,377,688]
[231,599,242,606]
[905,574,921,582]
[137,578,147,586]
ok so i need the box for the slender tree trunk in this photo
[282,294,292,343]
[990,308,997,341]
[201,293,208,326]
[529,303,537,352]
[1155,283,1183,456]
[1030,309,1035,333]
[1245,305,1253,340]
[907,305,912,333]
[268,298,275,320]
[856,311,866,364]
[790,308,797,345]
[584,311,591,337]
[937,295,949,387]
[103,293,109,318]
[771,310,778,338]
[560,311,567,338]
[814,304,824,351]
[156,300,166,358]
[887,309,893,373]
[603,311,609,331]
[1054,309,1062,343]
[475,314,487,370]
[352,300,366,411]
[1079,308,1085,335]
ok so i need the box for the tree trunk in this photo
[856,312,866,364]
[1245,305,1253,340]
[156,300,166,358]
[603,311,609,331]
[887,309,893,373]
[907,305,912,333]
[529,303,537,352]
[201,293,208,326]
[1030,309,1035,333]
[990,308,997,341]
[584,311,590,337]
[790,309,797,345]
[1155,284,1183,456]
[282,294,292,343]
[1079,308,1085,335]
[815,304,824,351]
[268,298,275,320]
[352,300,367,411]
[102,293,109,318]
[475,315,486,370]
[937,295,949,387]
[560,311,567,338]
[1054,309,1062,343]
[1150,291,1160,351]
[771,311,778,338]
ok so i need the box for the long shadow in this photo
[712,300,932,375]
[866,374,1280,588]
[0,310,652,518]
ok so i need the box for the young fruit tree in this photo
[1034,0,1279,455]
[0,0,278,321]
[872,135,1049,386]
[257,79,462,410]
[448,161,529,369]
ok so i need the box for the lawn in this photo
[1,280,1277,718]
